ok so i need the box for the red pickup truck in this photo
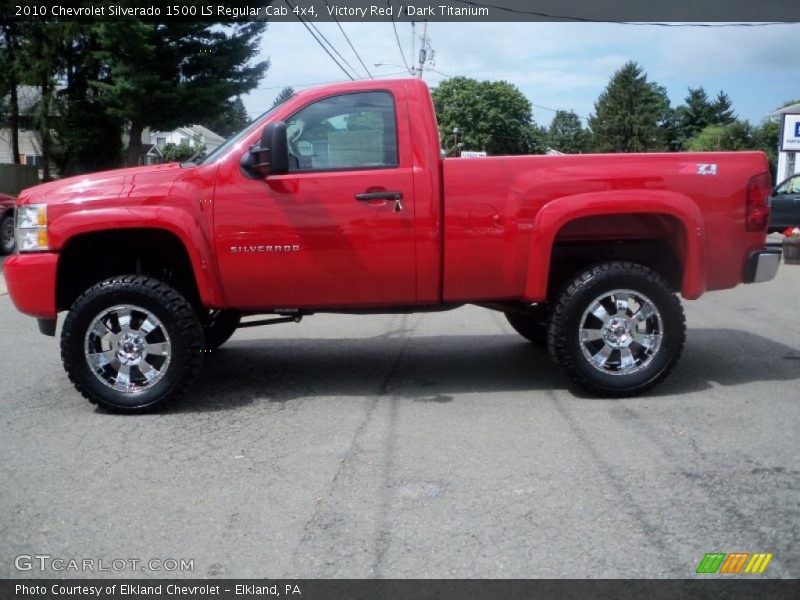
[4,78,781,412]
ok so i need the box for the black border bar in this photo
[4,579,800,600]
[4,0,800,22]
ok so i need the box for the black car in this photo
[0,192,16,255]
[768,173,800,233]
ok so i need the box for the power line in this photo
[284,0,354,81]
[324,0,373,79]
[387,0,413,75]
[451,0,799,26]
[306,20,362,79]
[427,67,453,78]
[532,103,590,121]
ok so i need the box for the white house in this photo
[0,86,54,168]
[768,101,800,184]
[140,124,225,165]
[1,85,226,170]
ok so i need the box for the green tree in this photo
[685,121,753,152]
[16,22,63,179]
[271,86,295,109]
[200,96,249,138]
[162,141,206,162]
[526,123,550,154]
[680,87,715,139]
[432,76,537,156]
[752,119,781,177]
[50,23,125,175]
[96,17,268,166]
[589,61,671,152]
[0,20,22,164]
[711,91,736,125]
[547,110,591,153]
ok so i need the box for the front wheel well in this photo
[56,229,201,312]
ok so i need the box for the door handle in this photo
[354,191,403,201]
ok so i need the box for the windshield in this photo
[198,106,278,166]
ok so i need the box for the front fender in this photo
[523,190,708,301]
[48,206,225,307]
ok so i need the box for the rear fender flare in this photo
[523,190,707,301]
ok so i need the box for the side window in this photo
[776,174,800,195]
[285,91,398,171]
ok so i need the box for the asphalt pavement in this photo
[1,256,798,578]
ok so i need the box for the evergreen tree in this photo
[711,91,736,125]
[589,61,671,152]
[0,20,22,164]
[50,23,125,175]
[17,22,62,179]
[200,96,249,138]
[680,87,714,140]
[96,18,268,166]
[271,86,295,109]
[547,110,591,153]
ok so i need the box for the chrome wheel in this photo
[1,217,14,253]
[84,304,172,393]
[578,289,663,376]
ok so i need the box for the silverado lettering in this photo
[4,78,780,412]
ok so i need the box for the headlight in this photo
[16,204,48,251]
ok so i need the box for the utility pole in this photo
[416,21,428,79]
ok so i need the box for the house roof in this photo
[189,124,225,144]
[767,102,800,120]
[149,124,225,145]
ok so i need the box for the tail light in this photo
[746,172,772,231]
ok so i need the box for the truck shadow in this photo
[169,328,800,412]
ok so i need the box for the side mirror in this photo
[240,121,289,178]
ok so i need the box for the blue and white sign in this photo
[781,114,800,152]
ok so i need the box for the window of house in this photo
[285,91,398,171]
[156,137,166,150]
[25,155,42,166]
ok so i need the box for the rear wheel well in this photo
[547,214,686,299]
[57,229,201,312]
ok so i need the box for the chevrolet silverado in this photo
[4,78,781,411]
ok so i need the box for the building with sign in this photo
[768,102,800,183]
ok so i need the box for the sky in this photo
[240,21,800,128]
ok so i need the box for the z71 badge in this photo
[697,163,718,176]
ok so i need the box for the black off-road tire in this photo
[61,275,204,413]
[0,212,15,255]
[505,307,547,347]
[203,310,241,350]
[547,261,686,396]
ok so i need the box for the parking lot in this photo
[1,255,798,579]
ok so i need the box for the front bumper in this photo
[3,252,58,318]
[743,248,781,284]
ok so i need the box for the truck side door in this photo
[214,89,417,309]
